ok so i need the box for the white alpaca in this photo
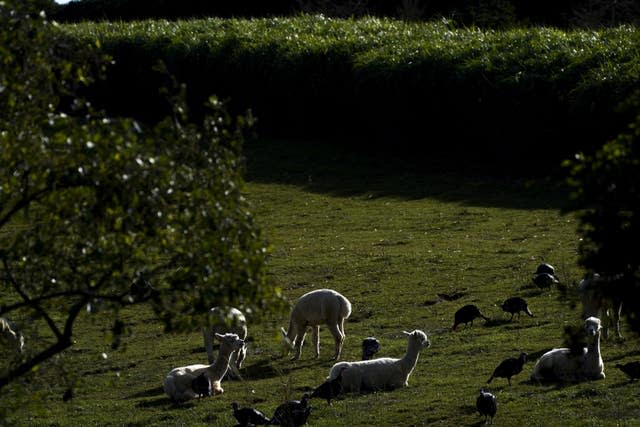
[202,307,248,377]
[530,317,605,383]
[0,316,24,353]
[578,273,623,339]
[163,333,244,401]
[281,289,352,361]
[327,330,430,392]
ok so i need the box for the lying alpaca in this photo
[530,317,605,383]
[163,333,244,401]
[327,330,430,393]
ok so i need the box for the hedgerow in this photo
[60,16,640,173]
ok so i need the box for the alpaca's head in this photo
[215,333,244,352]
[403,330,430,349]
[280,327,294,351]
[584,317,602,338]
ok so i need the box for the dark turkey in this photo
[191,373,211,398]
[487,352,527,385]
[232,402,271,426]
[310,366,346,405]
[362,337,380,360]
[616,361,640,380]
[452,304,489,330]
[476,388,497,424]
[500,297,533,320]
[269,394,311,427]
[532,272,559,289]
[535,263,557,277]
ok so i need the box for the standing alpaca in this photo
[578,273,623,339]
[281,289,351,361]
[530,317,605,383]
[0,316,24,353]
[202,307,248,377]
[163,333,244,401]
[327,330,430,393]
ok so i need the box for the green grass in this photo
[3,138,640,426]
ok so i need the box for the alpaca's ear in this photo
[280,327,287,338]
[402,331,411,336]
[214,333,225,341]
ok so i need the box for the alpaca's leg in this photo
[292,331,306,360]
[327,322,345,360]
[312,325,320,358]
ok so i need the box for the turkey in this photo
[231,402,271,426]
[500,297,533,320]
[535,263,557,278]
[452,304,489,330]
[615,361,640,381]
[532,272,559,289]
[269,394,311,426]
[487,352,527,385]
[310,366,346,405]
[191,373,211,398]
[361,337,380,360]
[476,388,497,424]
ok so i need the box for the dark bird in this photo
[532,272,559,289]
[500,297,534,320]
[616,361,640,380]
[362,337,380,360]
[476,388,497,424]
[487,352,527,385]
[269,394,311,426]
[452,304,489,330]
[310,366,346,405]
[191,373,211,398]
[535,263,557,278]
[232,402,271,426]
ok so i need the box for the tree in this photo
[564,96,640,334]
[0,0,282,392]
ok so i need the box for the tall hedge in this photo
[61,17,640,174]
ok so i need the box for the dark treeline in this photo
[54,0,640,28]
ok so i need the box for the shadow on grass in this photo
[129,386,165,399]
[244,138,570,210]
[240,357,325,381]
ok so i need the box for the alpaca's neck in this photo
[399,342,422,374]
[206,345,234,381]
[586,334,601,359]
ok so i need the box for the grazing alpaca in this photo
[281,289,352,360]
[487,352,527,385]
[163,333,244,401]
[452,305,489,330]
[0,316,24,353]
[476,388,497,424]
[578,273,623,339]
[327,330,430,393]
[362,337,380,360]
[500,297,534,320]
[202,306,248,377]
[530,317,605,383]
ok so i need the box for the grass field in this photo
[3,138,640,426]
